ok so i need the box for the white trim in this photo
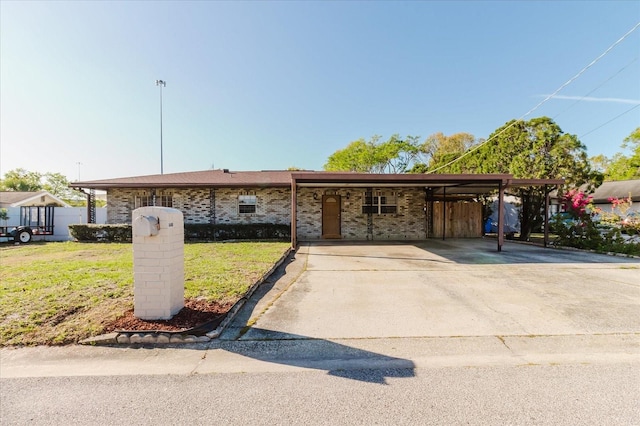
[9,191,71,208]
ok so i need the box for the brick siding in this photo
[108,186,427,240]
[107,187,290,225]
[296,187,426,240]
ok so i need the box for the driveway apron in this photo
[228,239,640,341]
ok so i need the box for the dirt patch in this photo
[104,299,233,333]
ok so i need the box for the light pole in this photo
[155,79,166,174]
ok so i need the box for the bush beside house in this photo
[69,223,290,242]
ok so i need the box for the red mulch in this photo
[104,299,233,333]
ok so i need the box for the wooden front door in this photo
[322,195,341,239]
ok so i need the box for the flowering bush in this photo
[552,189,640,255]
[608,194,632,217]
[561,189,593,219]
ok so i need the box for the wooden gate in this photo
[432,201,482,238]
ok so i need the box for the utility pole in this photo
[155,80,166,174]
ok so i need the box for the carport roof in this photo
[291,172,563,195]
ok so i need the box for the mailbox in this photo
[132,206,184,320]
[133,215,159,237]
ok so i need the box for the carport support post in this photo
[544,185,550,248]
[497,181,505,252]
[442,187,446,240]
[291,178,297,249]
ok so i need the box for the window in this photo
[135,192,173,208]
[362,191,397,215]
[156,195,173,207]
[238,194,256,214]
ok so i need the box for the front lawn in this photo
[0,241,289,346]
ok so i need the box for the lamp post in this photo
[155,79,166,174]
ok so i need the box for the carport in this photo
[290,172,564,251]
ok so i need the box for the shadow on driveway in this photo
[213,329,416,385]
[305,239,640,265]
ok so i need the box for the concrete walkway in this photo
[1,239,639,378]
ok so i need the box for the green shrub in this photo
[184,223,290,241]
[553,217,640,256]
[621,222,640,236]
[69,224,132,242]
[68,223,290,242]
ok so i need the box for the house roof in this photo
[71,169,563,195]
[590,179,640,203]
[0,191,71,208]
[71,169,296,189]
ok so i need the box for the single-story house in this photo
[0,191,70,208]
[71,169,563,251]
[589,179,640,215]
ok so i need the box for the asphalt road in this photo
[2,363,638,425]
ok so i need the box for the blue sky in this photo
[1,1,639,182]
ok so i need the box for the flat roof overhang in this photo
[291,172,563,196]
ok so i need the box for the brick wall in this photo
[296,187,427,240]
[107,187,291,225]
[213,188,290,225]
[107,189,136,223]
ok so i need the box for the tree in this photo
[409,132,481,173]
[605,127,640,180]
[590,127,640,181]
[42,172,79,201]
[0,168,43,192]
[432,117,597,240]
[589,154,610,175]
[0,169,84,203]
[324,135,422,173]
[0,208,9,226]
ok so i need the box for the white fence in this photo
[2,207,107,242]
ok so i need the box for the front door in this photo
[322,195,341,239]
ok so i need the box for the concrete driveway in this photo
[225,239,640,341]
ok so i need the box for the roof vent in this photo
[223,169,230,173]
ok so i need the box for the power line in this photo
[552,56,639,120]
[580,104,640,139]
[427,21,640,174]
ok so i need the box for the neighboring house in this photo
[590,179,640,215]
[0,191,70,208]
[0,191,107,242]
[72,169,562,250]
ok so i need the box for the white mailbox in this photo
[133,215,159,237]
[132,206,184,320]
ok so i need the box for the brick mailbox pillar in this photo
[132,206,184,320]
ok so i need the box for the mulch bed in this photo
[104,299,234,333]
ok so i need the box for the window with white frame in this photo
[238,193,257,214]
[362,191,397,215]
[135,192,173,209]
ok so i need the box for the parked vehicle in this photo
[0,226,33,243]
[549,211,578,232]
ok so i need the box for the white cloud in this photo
[543,95,640,105]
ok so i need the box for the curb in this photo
[80,247,293,346]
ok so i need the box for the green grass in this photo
[0,241,289,346]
